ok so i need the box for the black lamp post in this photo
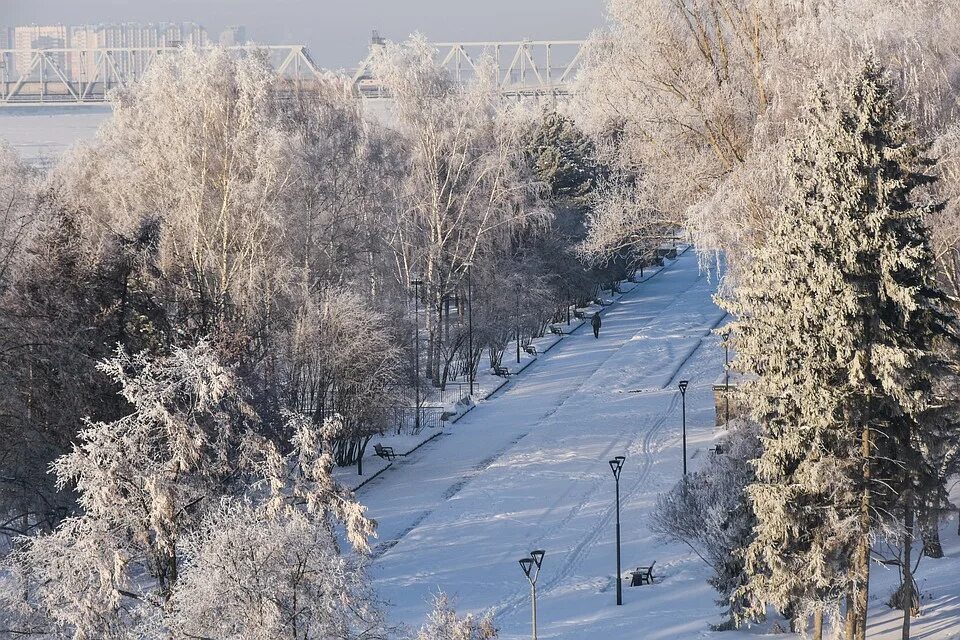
[678,380,689,476]
[516,281,522,364]
[609,455,625,605]
[724,340,730,425]
[566,289,571,326]
[466,262,474,396]
[518,549,545,640]
[412,274,423,433]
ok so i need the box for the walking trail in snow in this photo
[357,249,960,640]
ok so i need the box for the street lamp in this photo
[516,281,522,364]
[411,274,424,433]
[678,380,689,476]
[518,549,545,640]
[609,455,625,605]
[724,340,730,425]
[466,262,474,397]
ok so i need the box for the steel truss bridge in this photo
[0,41,583,107]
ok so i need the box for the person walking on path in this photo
[591,312,602,339]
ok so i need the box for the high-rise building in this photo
[218,25,247,47]
[0,26,12,80]
[67,23,210,80]
[13,25,68,76]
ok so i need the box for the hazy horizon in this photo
[2,0,606,69]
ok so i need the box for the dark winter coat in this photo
[591,313,601,328]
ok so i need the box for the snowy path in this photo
[359,247,960,639]
[359,249,731,637]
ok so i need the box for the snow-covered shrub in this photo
[414,593,497,640]
[168,498,379,639]
[652,420,760,629]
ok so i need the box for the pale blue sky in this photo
[3,0,606,69]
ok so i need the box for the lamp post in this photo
[724,340,730,425]
[466,263,475,396]
[516,281,522,364]
[678,380,689,476]
[518,549,545,640]
[412,275,423,433]
[566,289,571,326]
[609,455,625,605]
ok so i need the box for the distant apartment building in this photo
[13,25,68,75]
[0,27,11,81]
[68,22,210,80]
[218,25,247,47]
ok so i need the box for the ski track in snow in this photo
[367,250,707,563]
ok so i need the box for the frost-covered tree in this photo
[0,142,35,294]
[0,346,379,638]
[523,111,603,201]
[0,342,250,636]
[723,61,960,640]
[414,594,496,640]
[370,36,549,386]
[578,177,675,267]
[653,421,760,630]
[282,285,404,466]
[576,0,960,266]
[54,47,291,349]
[168,414,379,639]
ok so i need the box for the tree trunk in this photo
[853,419,872,640]
[813,608,823,640]
[846,592,856,640]
[919,502,944,558]
[902,498,914,640]
[852,283,877,640]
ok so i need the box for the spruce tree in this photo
[724,60,960,640]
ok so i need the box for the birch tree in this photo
[370,37,548,385]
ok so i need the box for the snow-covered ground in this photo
[357,248,960,639]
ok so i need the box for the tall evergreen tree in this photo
[723,60,960,640]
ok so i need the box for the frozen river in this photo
[0,106,110,164]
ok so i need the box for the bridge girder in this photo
[0,40,583,107]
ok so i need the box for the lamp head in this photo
[519,557,534,577]
[531,549,545,569]
[609,456,625,477]
[678,380,689,394]
[411,273,423,286]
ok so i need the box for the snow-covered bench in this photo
[373,444,398,461]
[549,325,564,336]
[493,365,511,378]
[523,344,538,356]
[629,561,656,586]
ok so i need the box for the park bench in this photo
[523,344,538,356]
[573,309,586,320]
[493,365,511,378]
[629,561,656,586]
[373,444,397,461]
[709,444,725,455]
[549,325,564,336]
